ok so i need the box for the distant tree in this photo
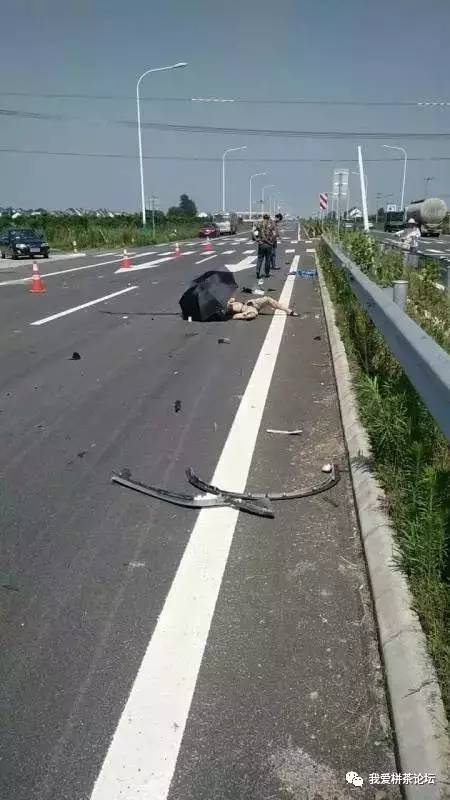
[167,206,180,218]
[377,207,385,218]
[178,194,197,217]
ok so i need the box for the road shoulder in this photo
[316,248,450,799]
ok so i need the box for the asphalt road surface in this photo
[0,227,399,799]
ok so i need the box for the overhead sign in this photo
[386,203,397,212]
[332,168,349,198]
[319,192,328,210]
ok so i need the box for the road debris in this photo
[313,336,322,341]
[218,338,230,344]
[111,469,274,518]
[0,574,19,592]
[186,463,340,502]
[174,400,182,413]
[266,428,303,435]
[322,463,333,473]
[70,352,81,360]
[77,451,87,459]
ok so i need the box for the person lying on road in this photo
[227,295,298,320]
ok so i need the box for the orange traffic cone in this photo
[29,261,46,293]
[173,241,181,258]
[121,248,132,269]
[203,237,214,253]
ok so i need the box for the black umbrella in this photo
[179,270,238,322]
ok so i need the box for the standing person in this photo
[271,212,283,270]
[254,214,277,282]
[395,218,421,251]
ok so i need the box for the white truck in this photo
[405,197,448,237]
[212,212,239,235]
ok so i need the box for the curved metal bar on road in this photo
[185,463,340,500]
[111,471,274,518]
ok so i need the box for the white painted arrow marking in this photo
[224,255,256,273]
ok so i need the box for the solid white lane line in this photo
[285,248,295,253]
[306,248,316,253]
[89,266,296,800]
[115,256,174,274]
[290,240,298,244]
[94,252,122,257]
[0,251,157,286]
[182,250,196,255]
[221,250,235,255]
[30,286,138,326]
[243,249,255,254]
[195,254,218,264]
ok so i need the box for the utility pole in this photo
[375,193,383,226]
[148,195,158,239]
[337,173,342,235]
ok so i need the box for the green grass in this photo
[318,236,450,719]
[0,213,202,251]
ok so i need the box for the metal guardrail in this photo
[370,230,450,292]
[322,235,450,441]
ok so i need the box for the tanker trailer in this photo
[406,197,448,237]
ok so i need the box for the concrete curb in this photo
[315,253,450,800]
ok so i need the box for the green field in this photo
[0,212,202,251]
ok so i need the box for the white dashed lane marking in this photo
[30,286,138,326]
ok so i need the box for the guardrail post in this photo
[393,280,408,311]
[403,251,419,270]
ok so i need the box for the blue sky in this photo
[1,0,450,215]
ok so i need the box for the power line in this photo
[0,92,449,107]
[1,107,450,140]
[130,121,450,140]
[1,147,450,162]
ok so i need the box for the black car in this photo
[384,212,404,233]
[1,228,50,259]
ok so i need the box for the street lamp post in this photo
[222,146,247,213]
[249,172,266,221]
[351,170,368,211]
[383,145,407,210]
[261,184,276,214]
[272,191,282,216]
[136,62,187,227]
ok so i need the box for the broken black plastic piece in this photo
[185,464,340,501]
[111,471,274,518]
